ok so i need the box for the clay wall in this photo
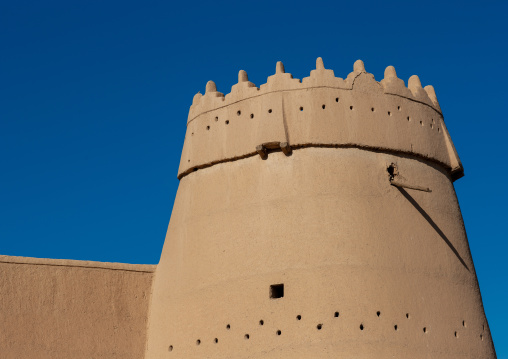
[145,147,495,359]
[0,255,154,359]
[179,59,463,181]
[144,59,493,358]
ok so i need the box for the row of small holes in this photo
[189,108,440,164]
[312,101,439,131]
[207,109,273,129]
[169,314,483,352]
[169,311,412,352]
[171,312,340,350]
[198,101,439,133]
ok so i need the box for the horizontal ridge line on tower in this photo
[177,144,454,181]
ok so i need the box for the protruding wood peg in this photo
[256,145,267,160]
[280,142,292,156]
[390,179,432,193]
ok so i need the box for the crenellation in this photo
[260,61,302,92]
[302,57,347,88]
[226,70,258,103]
[380,65,414,99]
[408,75,434,107]
[346,70,382,93]
[238,69,249,83]
[343,59,367,86]
[353,59,366,73]
[192,92,202,105]
[187,81,225,123]
[179,58,461,180]
[424,85,442,112]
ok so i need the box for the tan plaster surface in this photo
[145,147,495,358]
[0,256,154,359]
[144,60,494,358]
[179,59,462,181]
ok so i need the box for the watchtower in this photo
[144,58,496,359]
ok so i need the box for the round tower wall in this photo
[145,147,494,359]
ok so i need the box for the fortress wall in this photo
[145,147,495,359]
[0,256,155,359]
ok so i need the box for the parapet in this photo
[179,58,463,180]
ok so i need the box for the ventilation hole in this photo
[423,327,427,333]
[438,127,440,132]
[430,124,434,129]
[388,111,391,116]
[317,324,323,330]
[237,110,241,116]
[276,330,281,336]
[407,116,410,121]
[244,334,250,340]
[196,339,201,345]
[371,107,375,112]
[259,320,264,326]
[432,118,435,123]
[420,121,423,126]
[187,159,190,163]
[454,331,458,338]
[299,106,303,111]
[191,132,194,135]
[226,324,231,330]
[394,325,398,331]
[322,104,326,109]
[335,97,339,102]
[206,126,210,130]
[334,312,339,318]
[350,106,353,110]
[360,324,364,330]
[250,113,254,119]
[215,116,218,122]
[225,120,229,125]
[296,315,302,320]
[214,338,218,343]
[480,334,484,341]
[462,320,466,327]
[406,313,410,319]
[270,284,284,299]
[169,345,173,352]
[376,311,381,317]
[398,106,401,111]
[268,109,272,113]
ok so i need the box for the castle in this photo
[0,58,497,359]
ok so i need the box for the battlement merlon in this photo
[179,58,463,181]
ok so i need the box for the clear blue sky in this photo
[1,0,506,354]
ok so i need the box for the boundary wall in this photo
[0,255,155,359]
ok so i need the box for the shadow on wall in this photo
[396,187,470,272]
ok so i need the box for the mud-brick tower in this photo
[144,59,496,359]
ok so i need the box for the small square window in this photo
[270,284,284,299]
